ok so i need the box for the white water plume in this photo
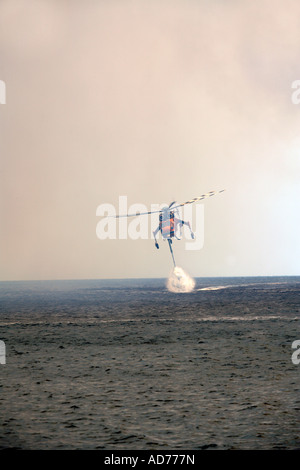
[166,266,195,293]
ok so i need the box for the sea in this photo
[0,276,299,450]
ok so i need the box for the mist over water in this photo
[166,266,195,293]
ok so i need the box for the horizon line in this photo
[0,274,299,283]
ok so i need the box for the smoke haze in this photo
[0,0,299,280]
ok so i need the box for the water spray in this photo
[166,266,195,293]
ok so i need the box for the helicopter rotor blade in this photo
[171,189,225,210]
[113,209,162,218]
[111,190,225,217]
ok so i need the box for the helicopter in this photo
[114,190,225,268]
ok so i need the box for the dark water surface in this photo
[0,276,299,449]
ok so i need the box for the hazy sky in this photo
[1,0,300,281]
